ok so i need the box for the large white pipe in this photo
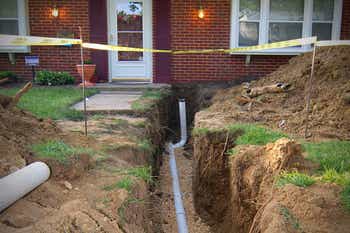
[168,99,189,233]
[0,162,50,212]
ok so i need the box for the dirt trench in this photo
[0,91,171,233]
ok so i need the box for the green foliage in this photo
[125,166,153,184]
[131,121,146,128]
[304,141,350,211]
[0,71,17,82]
[303,141,350,173]
[90,114,106,120]
[35,70,75,86]
[192,127,212,136]
[341,184,350,212]
[103,166,153,184]
[226,148,238,157]
[31,140,95,163]
[279,206,301,230]
[277,171,315,188]
[113,118,129,126]
[137,139,153,152]
[103,177,134,192]
[228,124,287,145]
[0,87,98,120]
[84,59,93,64]
[321,169,350,186]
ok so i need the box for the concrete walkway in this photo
[72,91,142,112]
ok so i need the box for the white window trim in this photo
[230,0,343,55]
[0,0,30,53]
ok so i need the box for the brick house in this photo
[0,0,349,84]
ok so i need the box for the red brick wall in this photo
[170,0,350,83]
[341,0,350,40]
[0,0,90,81]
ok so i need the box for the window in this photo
[231,0,343,54]
[0,0,29,53]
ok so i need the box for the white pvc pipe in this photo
[168,99,189,233]
[0,162,50,212]
[173,99,187,148]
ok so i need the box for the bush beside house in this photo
[35,71,75,86]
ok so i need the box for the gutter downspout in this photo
[168,99,189,233]
[0,162,50,212]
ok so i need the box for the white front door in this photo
[108,0,152,81]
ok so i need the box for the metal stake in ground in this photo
[79,26,88,136]
[304,45,317,138]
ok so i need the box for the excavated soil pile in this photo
[204,46,350,139]
[193,135,350,233]
[0,94,60,177]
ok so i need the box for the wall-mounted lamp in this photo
[52,5,59,18]
[198,0,204,19]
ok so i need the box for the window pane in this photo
[0,0,18,18]
[312,23,332,40]
[269,23,302,43]
[239,0,260,21]
[313,0,334,21]
[0,20,18,34]
[117,1,143,31]
[270,0,304,21]
[118,32,143,61]
[239,22,259,46]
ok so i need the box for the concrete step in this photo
[88,82,170,92]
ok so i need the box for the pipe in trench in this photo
[168,99,189,233]
[0,162,51,212]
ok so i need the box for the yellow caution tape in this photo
[82,42,171,53]
[316,40,350,47]
[0,34,319,54]
[173,37,317,54]
[0,34,81,46]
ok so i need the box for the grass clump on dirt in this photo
[103,177,134,192]
[228,124,287,146]
[276,171,315,188]
[136,139,153,152]
[125,166,153,184]
[31,140,95,163]
[279,206,302,230]
[303,141,350,173]
[341,184,350,212]
[304,141,350,211]
[0,87,98,120]
[131,89,169,112]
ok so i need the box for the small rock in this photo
[64,181,73,190]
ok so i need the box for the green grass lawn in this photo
[0,86,98,120]
[31,140,96,163]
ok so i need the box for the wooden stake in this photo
[304,45,317,138]
[79,26,88,136]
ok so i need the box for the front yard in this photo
[0,86,98,120]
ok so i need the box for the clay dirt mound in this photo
[0,93,60,177]
[207,46,350,139]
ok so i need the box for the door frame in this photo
[107,0,153,82]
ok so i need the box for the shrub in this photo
[35,70,75,86]
[0,71,17,82]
